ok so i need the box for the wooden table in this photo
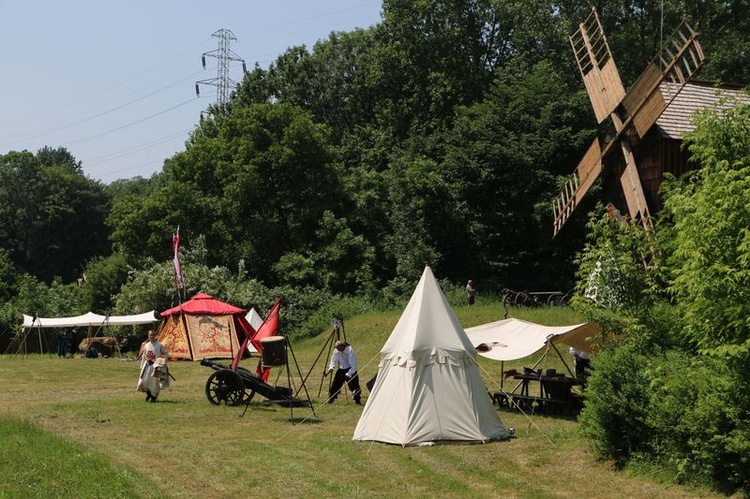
[510,373,578,413]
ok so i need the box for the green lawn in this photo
[0,304,718,498]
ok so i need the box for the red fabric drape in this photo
[251,299,280,381]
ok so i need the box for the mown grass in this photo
[0,303,718,498]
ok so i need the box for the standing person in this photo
[466,279,477,306]
[326,341,361,405]
[66,327,79,357]
[137,329,169,402]
[569,346,591,384]
[56,329,67,357]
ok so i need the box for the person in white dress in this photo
[137,329,170,402]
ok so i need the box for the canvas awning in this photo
[22,311,159,329]
[464,318,599,361]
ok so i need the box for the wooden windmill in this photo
[551,6,705,236]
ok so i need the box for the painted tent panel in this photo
[185,314,239,360]
[159,315,192,360]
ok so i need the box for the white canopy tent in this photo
[465,317,602,394]
[11,311,159,355]
[22,311,159,329]
[464,318,599,362]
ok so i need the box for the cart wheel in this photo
[205,369,245,406]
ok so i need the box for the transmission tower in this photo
[195,29,247,105]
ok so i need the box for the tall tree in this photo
[0,150,110,283]
[36,146,83,174]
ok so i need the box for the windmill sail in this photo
[570,7,626,123]
[618,20,704,139]
[552,139,601,236]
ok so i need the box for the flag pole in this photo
[173,226,186,304]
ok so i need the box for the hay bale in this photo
[78,336,117,356]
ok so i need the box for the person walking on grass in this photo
[137,329,169,402]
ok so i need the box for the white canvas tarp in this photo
[245,307,263,354]
[22,311,159,329]
[464,318,599,362]
[353,266,508,446]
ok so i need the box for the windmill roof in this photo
[656,81,749,139]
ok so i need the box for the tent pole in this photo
[500,361,504,390]
[550,341,576,379]
[286,337,316,417]
[37,326,44,355]
[300,326,335,397]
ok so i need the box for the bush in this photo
[579,343,654,466]
[644,351,750,493]
[580,343,750,494]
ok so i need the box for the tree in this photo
[437,60,593,287]
[662,98,750,355]
[36,146,82,174]
[0,150,110,283]
[576,96,750,494]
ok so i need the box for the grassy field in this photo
[0,303,718,498]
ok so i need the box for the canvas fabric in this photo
[353,266,508,445]
[464,318,600,361]
[156,293,249,361]
[185,314,239,359]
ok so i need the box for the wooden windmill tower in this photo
[551,6,705,236]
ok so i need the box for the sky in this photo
[0,0,383,183]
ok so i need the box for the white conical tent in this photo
[353,266,508,445]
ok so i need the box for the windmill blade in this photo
[618,20,705,139]
[618,141,652,226]
[552,138,602,237]
[570,7,626,124]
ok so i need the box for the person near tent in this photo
[66,327,79,357]
[56,329,67,357]
[137,329,170,402]
[326,340,361,405]
[569,346,591,383]
[466,279,477,306]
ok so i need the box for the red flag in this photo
[172,227,185,293]
[252,299,280,381]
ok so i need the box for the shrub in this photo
[644,351,749,493]
[581,344,750,494]
[578,343,654,466]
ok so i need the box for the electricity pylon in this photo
[195,29,247,105]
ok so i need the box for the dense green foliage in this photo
[1,4,750,491]
[576,97,750,494]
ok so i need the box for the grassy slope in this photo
[0,304,717,498]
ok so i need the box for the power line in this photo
[82,128,191,166]
[0,70,204,148]
[63,98,197,148]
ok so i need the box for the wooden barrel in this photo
[260,336,286,366]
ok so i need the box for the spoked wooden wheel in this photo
[205,369,245,406]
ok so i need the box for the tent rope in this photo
[273,348,384,443]
[471,355,559,448]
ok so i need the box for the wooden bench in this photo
[510,394,547,411]
[490,391,510,408]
